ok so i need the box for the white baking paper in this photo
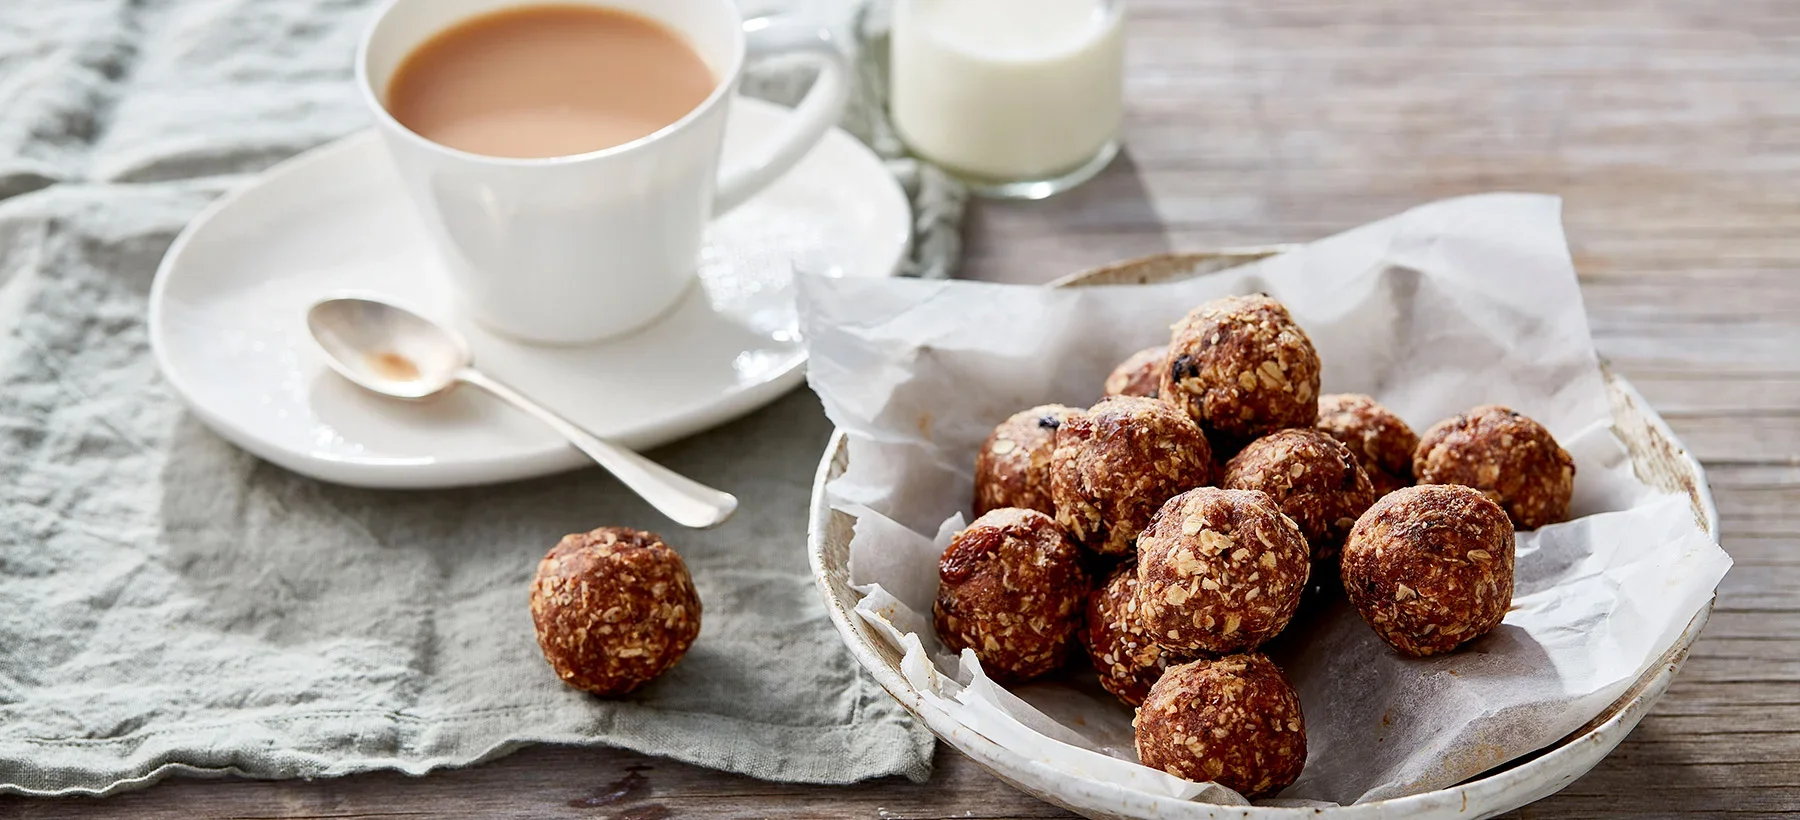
[796,194,1733,805]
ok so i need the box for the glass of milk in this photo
[890,0,1126,199]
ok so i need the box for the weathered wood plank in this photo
[1626,374,1800,417]
[2,748,1075,820]
[1708,466,1800,537]
[1714,535,1800,567]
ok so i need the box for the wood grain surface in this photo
[12,0,1800,817]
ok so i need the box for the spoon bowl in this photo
[307,297,466,399]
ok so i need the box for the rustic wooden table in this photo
[13,1,1799,817]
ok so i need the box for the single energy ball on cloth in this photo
[1413,404,1575,530]
[530,527,702,696]
[1133,487,1310,654]
[973,404,1080,516]
[1341,484,1516,657]
[934,508,1089,683]
[1316,393,1419,497]
[1222,428,1376,565]
[1159,294,1322,451]
[1133,653,1307,799]
[1104,345,1166,398]
[1080,562,1199,706]
[1051,396,1214,555]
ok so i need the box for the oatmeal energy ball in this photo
[1134,653,1307,798]
[1413,405,1575,530]
[1316,393,1419,497]
[530,527,702,697]
[1081,563,1196,706]
[974,404,1080,517]
[1104,345,1167,399]
[1052,396,1215,555]
[1223,428,1376,564]
[934,508,1089,683]
[1134,487,1310,655]
[1341,485,1516,657]
[1160,295,1322,449]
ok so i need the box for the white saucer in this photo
[149,97,910,489]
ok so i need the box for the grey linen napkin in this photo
[0,0,953,797]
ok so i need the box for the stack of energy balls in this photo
[934,294,1576,798]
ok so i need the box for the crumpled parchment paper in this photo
[796,194,1733,805]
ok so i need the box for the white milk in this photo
[890,0,1125,183]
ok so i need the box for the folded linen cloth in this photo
[0,0,950,796]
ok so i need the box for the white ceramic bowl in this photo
[806,250,1719,820]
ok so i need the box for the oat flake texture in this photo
[1051,396,1215,556]
[1133,487,1311,655]
[531,528,702,696]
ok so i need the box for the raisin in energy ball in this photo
[1223,428,1376,565]
[934,508,1089,683]
[1134,488,1310,654]
[1316,393,1419,497]
[530,527,702,696]
[1081,563,1196,706]
[1134,653,1307,798]
[1160,295,1322,450]
[1052,396,1214,555]
[1341,485,1516,657]
[1104,345,1167,398]
[974,404,1080,516]
[1413,405,1575,530]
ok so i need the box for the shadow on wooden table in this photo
[963,148,1174,286]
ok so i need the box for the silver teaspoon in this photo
[305,296,738,529]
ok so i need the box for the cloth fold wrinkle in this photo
[0,0,948,797]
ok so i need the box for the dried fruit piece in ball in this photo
[1134,653,1306,798]
[934,508,1089,683]
[1413,404,1575,529]
[1051,396,1214,555]
[1081,562,1200,706]
[1159,294,1322,450]
[1316,393,1419,496]
[1134,487,1310,655]
[1222,428,1376,565]
[974,404,1080,516]
[530,527,702,696]
[1341,484,1516,657]
[1104,345,1167,398]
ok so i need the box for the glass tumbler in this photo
[889,0,1126,200]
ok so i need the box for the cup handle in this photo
[712,21,851,216]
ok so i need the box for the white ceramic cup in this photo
[357,0,851,344]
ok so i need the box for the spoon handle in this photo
[455,368,739,529]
